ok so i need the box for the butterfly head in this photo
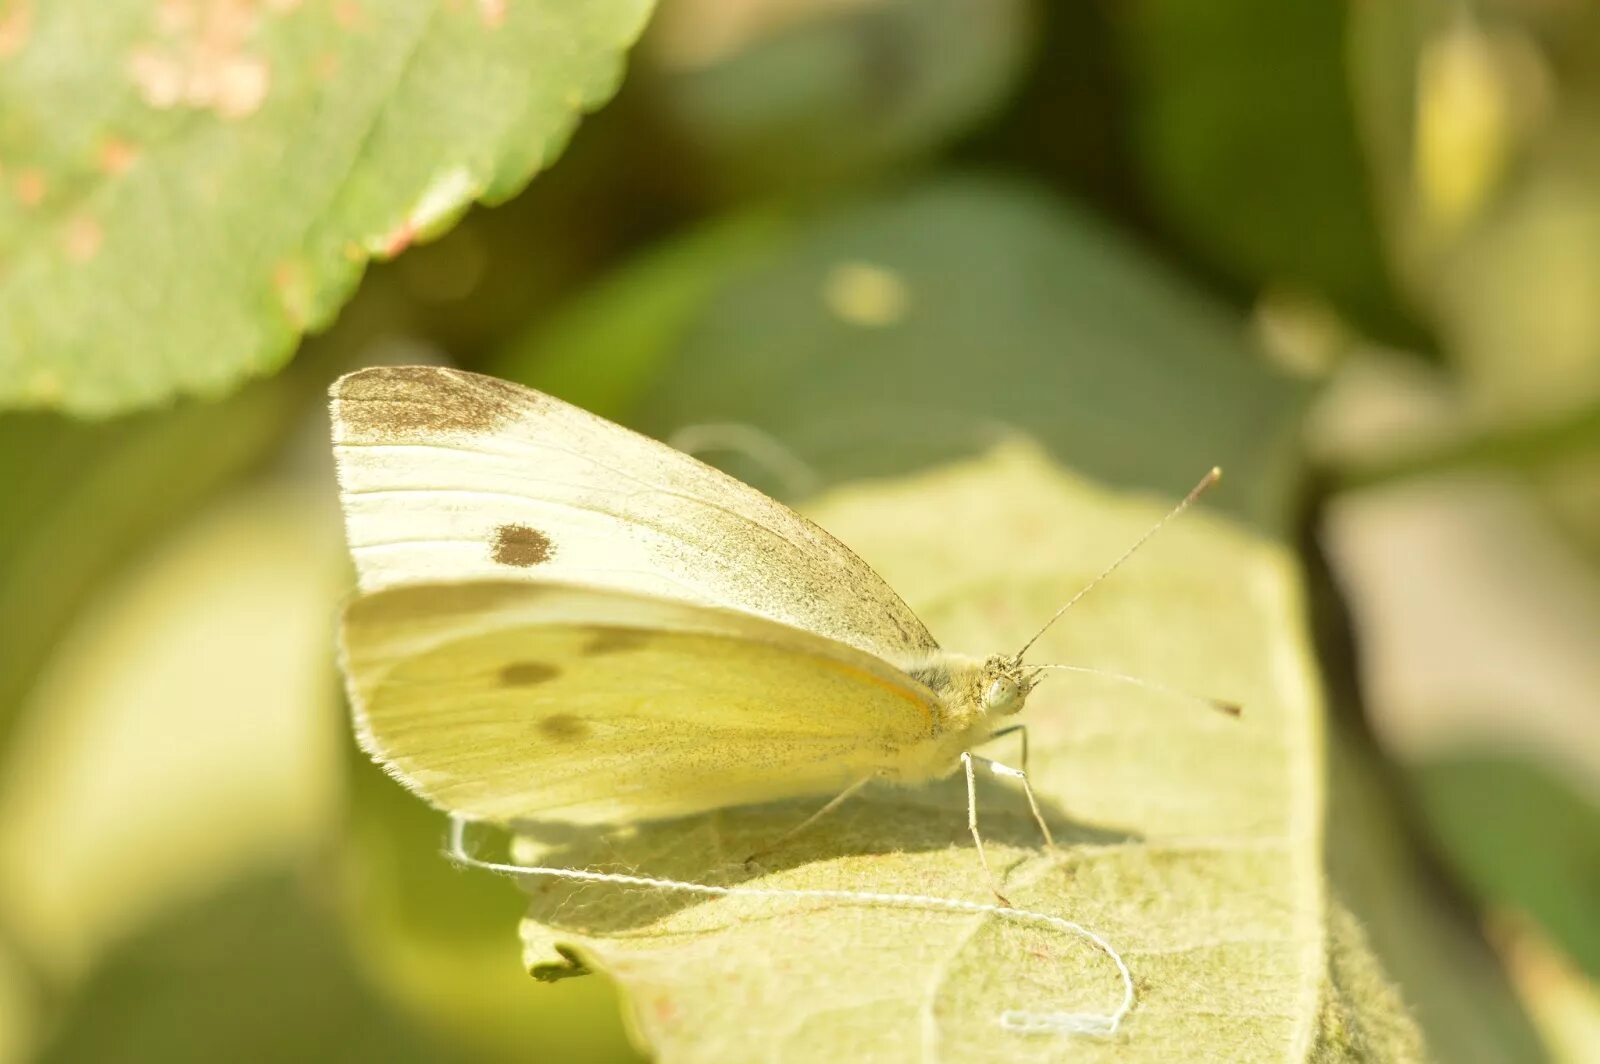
[979,656,1037,717]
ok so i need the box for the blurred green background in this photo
[2,0,1599,1060]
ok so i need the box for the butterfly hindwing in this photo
[340,581,945,824]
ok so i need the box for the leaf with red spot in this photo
[0,0,654,416]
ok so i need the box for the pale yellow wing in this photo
[339,581,945,825]
[329,366,938,663]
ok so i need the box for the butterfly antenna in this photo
[1027,664,1240,717]
[1014,467,1222,662]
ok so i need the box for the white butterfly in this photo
[331,366,1220,898]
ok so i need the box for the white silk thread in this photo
[446,816,1132,1037]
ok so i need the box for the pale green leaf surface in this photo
[0,0,652,415]
[496,174,1553,1056]
[510,442,1418,1062]
[1311,902,1426,1061]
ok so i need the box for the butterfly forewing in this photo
[330,367,938,664]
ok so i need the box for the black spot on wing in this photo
[492,523,554,567]
[500,662,560,686]
[538,714,589,742]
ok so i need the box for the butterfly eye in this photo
[984,676,1023,715]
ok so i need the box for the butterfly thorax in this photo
[887,651,1037,781]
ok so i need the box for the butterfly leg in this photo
[744,774,875,867]
[978,724,1056,850]
[962,751,1012,907]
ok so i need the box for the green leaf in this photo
[1348,3,1600,555]
[494,208,794,420]
[341,748,644,1064]
[1319,463,1600,1013]
[1494,918,1600,1064]
[1348,1,1600,416]
[33,874,473,1064]
[510,442,1418,1060]
[637,0,1032,194]
[0,485,345,982]
[589,175,1311,529]
[1324,724,1547,1064]
[0,0,653,416]
[0,380,303,752]
[1111,0,1415,343]
[1411,752,1600,984]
